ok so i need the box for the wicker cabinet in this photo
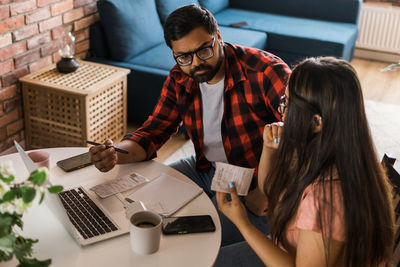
[19,60,130,149]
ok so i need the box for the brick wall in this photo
[0,0,99,152]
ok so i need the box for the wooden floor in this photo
[128,57,400,161]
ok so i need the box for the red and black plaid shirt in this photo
[125,44,291,178]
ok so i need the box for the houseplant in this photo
[0,161,63,266]
[381,60,400,72]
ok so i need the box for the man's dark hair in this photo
[164,4,218,48]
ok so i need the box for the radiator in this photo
[356,4,400,54]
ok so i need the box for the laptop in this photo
[14,141,130,246]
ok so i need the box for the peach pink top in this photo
[283,177,345,265]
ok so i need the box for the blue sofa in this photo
[89,0,361,123]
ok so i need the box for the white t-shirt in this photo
[199,78,228,163]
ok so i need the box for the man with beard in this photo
[89,4,291,246]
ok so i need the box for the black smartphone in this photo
[56,152,93,172]
[162,215,216,235]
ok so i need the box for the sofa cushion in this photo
[156,0,200,24]
[97,0,164,61]
[199,0,229,14]
[129,26,267,71]
[130,43,176,71]
[219,26,267,50]
[229,0,361,24]
[215,8,358,62]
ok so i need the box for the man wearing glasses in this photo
[89,4,291,246]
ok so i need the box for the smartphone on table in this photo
[56,152,93,172]
[162,215,216,235]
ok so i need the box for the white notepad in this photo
[125,173,203,217]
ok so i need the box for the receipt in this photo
[91,172,149,198]
[211,162,254,196]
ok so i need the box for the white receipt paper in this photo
[211,162,255,196]
[90,172,149,198]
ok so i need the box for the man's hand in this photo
[244,187,268,216]
[89,139,118,172]
[216,182,251,229]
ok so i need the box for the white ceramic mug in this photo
[130,210,162,254]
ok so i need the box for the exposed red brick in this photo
[27,32,51,50]
[15,49,40,68]
[41,41,58,57]
[29,55,52,72]
[0,41,26,61]
[75,51,87,59]
[10,0,36,16]
[37,0,59,7]
[84,2,97,15]
[51,0,73,16]
[75,39,89,54]
[6,118,24,136]
[74,0,94,8]
[74,13,98,31]
[63,7,84,23]
[51,25,72,40]
[0,6,10,20]
[74,27,89,42]
[4,97,21,113]
[13,24,39,42]
[0,33,12,49]
[0,16,24,35]
[0,127,6,141]
[0,59,14,76]
[25,7,51,24]
[2,134,22,151]
[1,67,28,87]
[52,51,61,62]
[0,85,17,101]
[0,108,18,128]
[0,0,11,4]
[39,16,62,32]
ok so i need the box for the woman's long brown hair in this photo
[264,57,394,266]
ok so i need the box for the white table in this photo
[2,147,221,267]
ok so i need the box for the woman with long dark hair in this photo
[216,57,394,266]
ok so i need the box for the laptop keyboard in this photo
[59,187,118,239]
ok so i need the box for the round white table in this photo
[2,147,221,267]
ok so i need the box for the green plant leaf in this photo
[2,190,16,202]
[0,214,13,237]
[28,170,47,186]
[47,185,63,194]
[0,174,14,183]
[17,257,51,267]
[21,187,36,203]
[39,192,45,204]
[0,233,16,260]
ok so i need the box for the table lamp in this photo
[56,31,80,73]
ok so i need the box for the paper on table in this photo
[90,172,149,198]
[211,162,254,196]
[125,173,203,217]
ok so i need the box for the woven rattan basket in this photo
[19,60,130,149]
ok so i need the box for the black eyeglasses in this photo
[174,37,215,66]
[278,94,287,117]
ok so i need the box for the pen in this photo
[86,140,129,154]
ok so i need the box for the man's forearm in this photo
[115,139,147,163]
